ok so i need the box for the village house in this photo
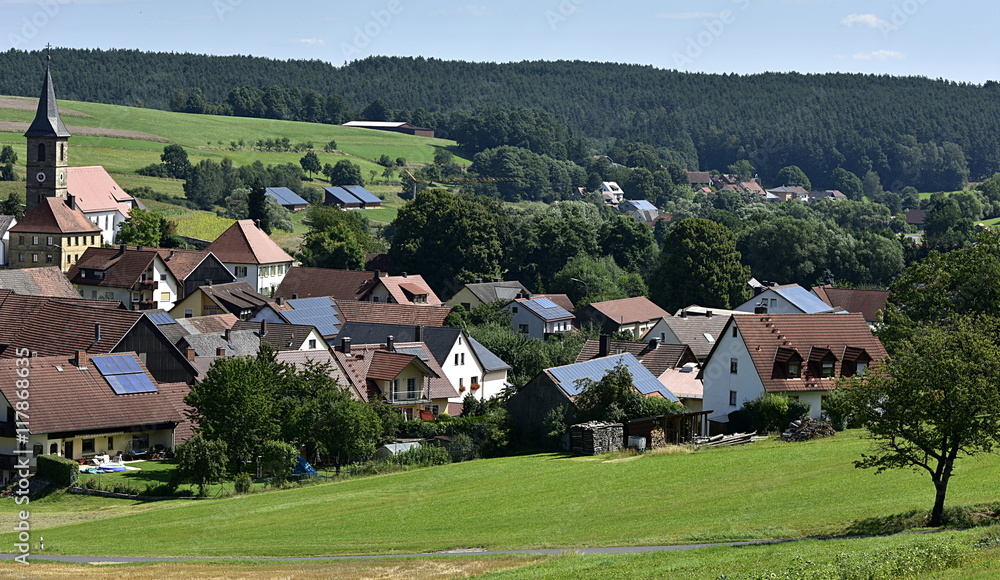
[503,297,575,339]
[575,296,669,338]
[68,245,181,310]
[641,307,743,361]
[275,267,373,301]
[735,284,836,315]
[699,313,887,433]
[168,281,275,320]
[446,279,530,311]
[7,197,102,273]
[598,181,625,205]
[206,219,294,297]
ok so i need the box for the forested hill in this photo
[3,48,1000,185]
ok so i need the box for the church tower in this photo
[24,49,70,212]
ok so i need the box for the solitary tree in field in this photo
[300,151,321,178]
[841,315,1000,526]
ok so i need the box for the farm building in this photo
[342,121,435,138]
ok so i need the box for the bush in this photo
[436,412,452,421]
[821,388,860,431]
[741,393,811,433]
[390,444,451,467]
[233,472,253,494]
[260,440,298,485]
[36,454,79,488]
[449,433,476,462]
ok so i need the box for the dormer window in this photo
[821,357,836,378]
[787,360,801,378]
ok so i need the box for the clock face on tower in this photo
[36,172,46,183]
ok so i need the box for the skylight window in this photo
[703,332,715,343]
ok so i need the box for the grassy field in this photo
[2,431,998,559]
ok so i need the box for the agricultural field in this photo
[2,431,998,561]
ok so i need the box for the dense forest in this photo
[3,48,999,191]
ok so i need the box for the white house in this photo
[68,245,183,311]
[503,297,575,339]
[699,313,887,434]
[735,284,836,315]
[206,219,294,297]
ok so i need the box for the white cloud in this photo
[853,50,904,61]
[296,38,325,46]
[841,14,888,28]
[656,12,725,19]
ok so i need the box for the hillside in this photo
[1,49,999,188]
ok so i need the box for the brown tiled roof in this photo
[582,297,670,325]
[198,282,274,312]
[811,285,889,324]
[906,209,926,225]
[9,197,102,235]
[0,291,124,354]
[732,313,887,393]
[332,343,446,401]
[0,353,182,435]
[377,275,443,306]
[576,339,697,377]
[644,315,731,360]
[154,248,222,281]
[66,246,157,289]
[275,267,373,301]
[685,171,712,185]
[0,298,142,358]
[333,299,452,328]
[276,350,360,400]
[67,166,134,216]
[176,313,239,335]
[531,293,575,312]
[0,267,79,298]
[368,350,425,380]
[157,382,194,442]
[231,320,322,351]
[206,219,293,265]
[332,344,377,401]
[364,253,392,273]
[391,341,460,399]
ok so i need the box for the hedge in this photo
[36,454,78,488]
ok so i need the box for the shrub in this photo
[233,472,253,494]
[436,412,452,421]
[741,393,812,433]
[390,444,451,467]
[449,433,476,462]
[821,388,860,431]
[260,440,299,485]
[36,454,78,488]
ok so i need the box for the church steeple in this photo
[24,45,70,212]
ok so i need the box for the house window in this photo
[413,294,427,304]
[18,235,23,245]
[17,253,24,262]
[31,254,38,263]
[787,361,801,378]
[460,353,465,365]
[821,359,835,378]
[161,292,170,301]
[160,274,167,281]
[184,309,193,318]
[49,443,58,454]
[461,302,471,311]
[732,326,737,338]
[856,361,867,376]
[132,292,140,302]
[425,404,440,417]
[234,266,246,277]
[730,358,738,374]
[45,254,52,263]
[308,339,317,349]
[65,255,71,264]
[512,307,518,314]
[91,291,97,298]
[770,298,777,308]
[373,296,380,303]
[32,236,38,245]
[407,377,417,399]
[471,376,478,385]
[46,236,53,246]
[729,390,738,406]
[107,437,114,451]
[82,439,95,454]
[132,434,149,450]
[518,324,529,334]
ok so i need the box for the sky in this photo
[3,0,998,84]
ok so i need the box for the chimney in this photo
[66,194,76,210]
[341,337,351,354]
[136,246,143,252]
[93,323,102,343]
[648,338,659,349]
[681,309,688,319]
[276,296,284,306]
[754,301,769,315]
[117,244,126,255]
[753,286,764,297]
[76,350,88,367]
[706,310,713,318]
[494,277,501,283]
[185,347,196,362]
[260,320,268,337]
[599,334,611,357]
[224,328,231,342]
[475,278,482,283]
[373,269,381,280]
[386,335,395,352]
[206,279,213,286]
[415,325,423,342]
[167,250,175,261]
[216,347,226,357]
[402,272,408,278]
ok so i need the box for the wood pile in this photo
[570,421,624,455]
[781,418,836,441]
[649,427,667,450]
[693,432,763,447]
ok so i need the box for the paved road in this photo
[2,539,794,564]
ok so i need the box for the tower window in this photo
[38,143,45,162]
[60,143,66,161]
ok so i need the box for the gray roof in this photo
[25,67,71,138]
[324,187,361,206]
[341,185,380,204]
[654,315,731,360]
[280,296,341,337]
[773,286,835,314]
[0,216,14,236]
[180,329,260,358]
[519,298,574,321]
[462,281,529,305]
[469,337,511,373]
[547,352,678,401]
[336,322,461,366]
[621,199,657,212]
[266,187,309,207]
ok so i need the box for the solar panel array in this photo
[342,185,381,205]
[146,311,175,326]
[533,297,557,309]
[282,308,340,337]
[266,187,309,207]
[521,298,573,321]
[324,187,361,205]
[548,353,678,402]
[91,354,158,394]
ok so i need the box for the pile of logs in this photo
[649,427,667,450]
[781,418,836,442]
[693,432,765,447]
[570,421,624,455]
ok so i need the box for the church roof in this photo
[9,197,101,235]
[24,67,70,138]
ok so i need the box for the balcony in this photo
[137,279,158,289]
[136,300,158,310]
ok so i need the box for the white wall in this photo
[504,303,545,339]
[87,210,125,245]
[701,320,765,423]
[735,289,802,314]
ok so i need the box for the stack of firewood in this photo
[781,418,836,442]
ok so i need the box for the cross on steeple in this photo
[45,43,52,61]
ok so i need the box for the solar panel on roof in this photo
[325,187,361,205]
[533,298,557,309]
[343,185,380,204]
[146,311,175,326]
[92,354,157,394]
[286,296,336,309]
[92,354,143,376]
[281,308,340,336]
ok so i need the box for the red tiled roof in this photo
[333,299,452,328]
[583,297,670,325]
[576,339,697,376]
[276,267,373,301]
[67,166,134,216]
[9,197,102,235]
[367,350,425,380]
[376,275,443,306]
[154,248,222,282]
[206,219,293,265]
[733,313,887,393]
[0,291,124,354]
[0,299,141,358]
[0,353,182,435]
[811,285,889,324]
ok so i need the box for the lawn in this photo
[3,431,999,558]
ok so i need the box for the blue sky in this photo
[3,0,998,84]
